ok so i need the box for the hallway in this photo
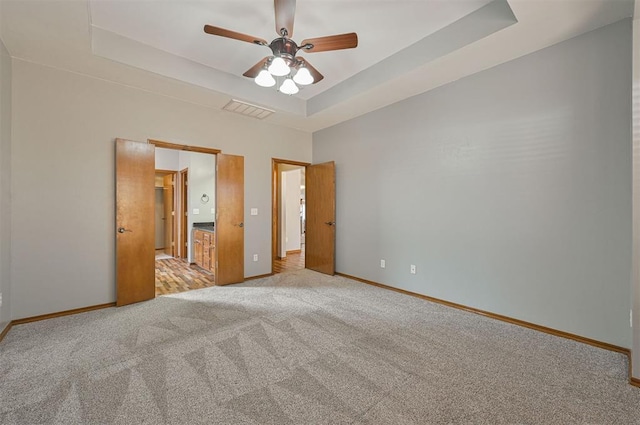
[274,244,305,274]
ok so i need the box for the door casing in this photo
[272,159,311,271]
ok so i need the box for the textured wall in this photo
[632,15,640,380]
[313,21,632,347]
[0,35,11,331]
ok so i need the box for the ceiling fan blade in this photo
[301,33,358,53]
[274,0,296,37]
[204,25,268,46]
[243,57,271,78]
[298,58,324,84]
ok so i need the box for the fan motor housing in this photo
[269,37,299,63]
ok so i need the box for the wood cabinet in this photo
[203,232,211,270]
[194,231,203,265]
[193,229,215,273]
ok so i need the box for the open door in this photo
[216,153,245,285]
[115,139,155,306]
[162,174,175,256]
[180,168,188,259]
[306,161,336,275]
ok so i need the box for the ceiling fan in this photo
[203,0,358,95]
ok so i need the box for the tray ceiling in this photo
[0,0,634,131]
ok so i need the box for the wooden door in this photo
[116,139,155,306]
[306,161,336,275]
[163,174,174,256]
[180,168,188,258]
[216,154,244,285]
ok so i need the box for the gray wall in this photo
[187,152,216,262]
[154,147,179,171]
[0,35,11,331]
[11,59,311,319]
[313,20,632,348]
[284,169,302,252]
[632,15,640,381]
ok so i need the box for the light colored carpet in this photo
[1,269,639,424]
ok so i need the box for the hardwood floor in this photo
[155,258,215,296]
[157,243,304,294]
[274,244,305,274]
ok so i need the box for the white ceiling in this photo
[89,0,492,100]
[0,0,635,132]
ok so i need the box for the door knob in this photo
[117,227,132,233]
[238,222,244,228]
[325,221,336,226]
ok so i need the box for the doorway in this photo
[154,170,177,259]
[116,138,246,306]
[272,159,310,274]
[154,147,216,295]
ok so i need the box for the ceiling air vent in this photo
[222,99,274,120]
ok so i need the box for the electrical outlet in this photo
[380,259,385,268]
[253,254,259,262]
[251,208,258,216]
[410,265,416,274]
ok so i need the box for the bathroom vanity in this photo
[193,222,215,273]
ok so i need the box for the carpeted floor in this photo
[1,269,639,424]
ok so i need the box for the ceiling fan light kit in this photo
[255,68,276,88]
[293,66,313,85]
[204,0,358,96]
[268,56,290,77]
[280,78,299,95]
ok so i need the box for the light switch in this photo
[251,208,258,216]
[193,208,200,215]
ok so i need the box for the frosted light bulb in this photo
[255,69,276,87]
[279,78,299,95]
[293,67,314,85]
[268,57,290,77]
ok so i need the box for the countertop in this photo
[193,223,215,233]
